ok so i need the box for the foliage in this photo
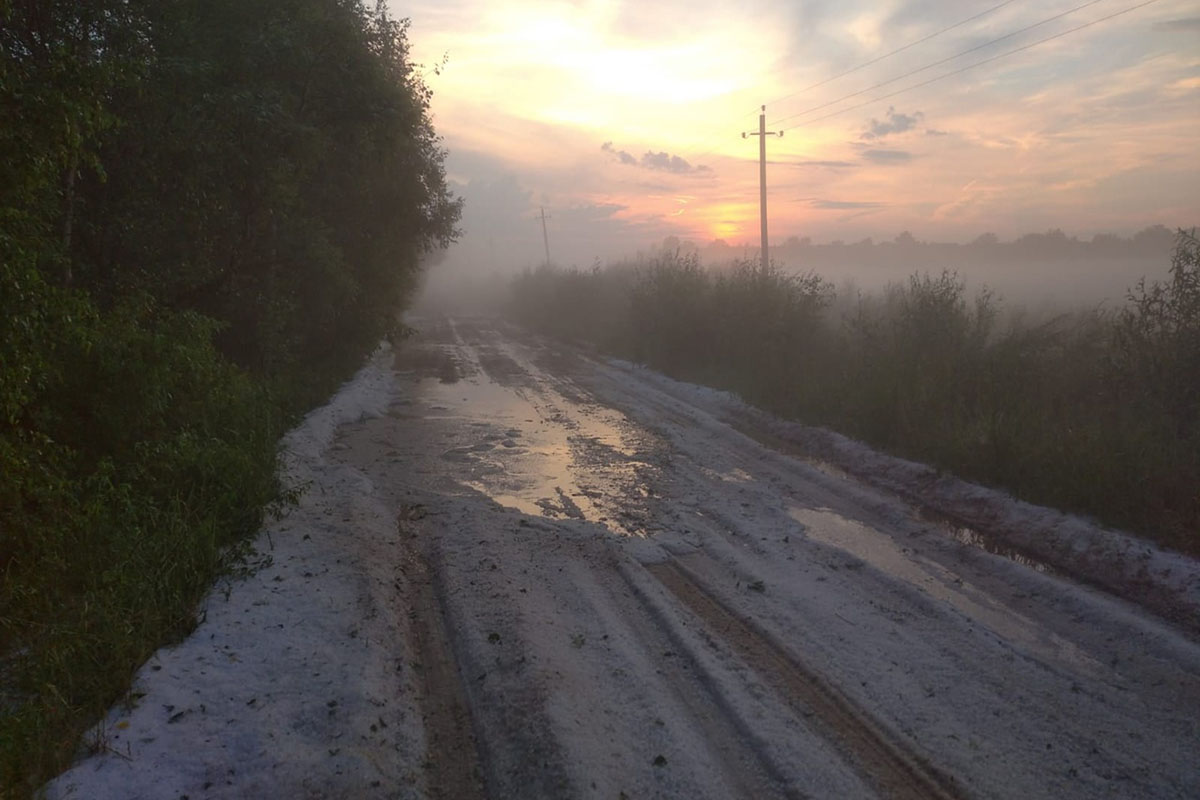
[68,0,460,379]
[509,235,1199,555]
[1112,229,1199,439]
[0,0,458,793]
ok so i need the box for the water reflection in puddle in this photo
[462,482,544,517]
[787,504,1104,675]
[408,348,648,535]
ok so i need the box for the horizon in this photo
[417,222,1182,309]
[401,0,1199,276]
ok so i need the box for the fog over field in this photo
[710,225,1179,306]
[421,222,1179,311]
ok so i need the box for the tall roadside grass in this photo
[0,294,287,796]
[508,232,1199,555]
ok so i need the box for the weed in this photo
[508,233,1200,555]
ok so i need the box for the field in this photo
[508,231,1200,555]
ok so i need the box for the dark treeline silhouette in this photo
[0,0,459,789]
[509,231,1198,558]
[697,225,1177,264]
[651,226,1179,304]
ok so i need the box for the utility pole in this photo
[538,207,552,266]
[743,105,783,276]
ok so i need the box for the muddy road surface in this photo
[350,318,1199,799]
[46,316,1200,800]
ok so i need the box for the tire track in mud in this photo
[398,507,488,800]
[401,506,577,799]
[647,558,968,800]
[610,564,804,800]
[448,324,955,798]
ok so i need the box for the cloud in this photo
[862,149,913,164]
[792,159,857,168]
[808,199,886,210]
[642,150,709,174]
[925,129,949,137]
[1153,18,1200,32]
[861,106,924,140]
[601,141,637,165]
[602,141,710,174]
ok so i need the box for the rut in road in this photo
[649,557,968,800]
[609,563,804,800]
[389,318,1200,799]
[399,507,487,800]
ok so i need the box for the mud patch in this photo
[474,346,530,388]
[393,343,464,384]
[613,565,798,800]
[727,409,1200,635]
[649,558,966,800]
[402,330,658,534]
[728,416,1061,574]
[397,511,486,800]
[787,504,1105,676]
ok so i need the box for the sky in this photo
[396,0,1200,272]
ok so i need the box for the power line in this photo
[778,0,1163,134]
[768,0,1110,129]
[765,0,1023,112]
[682,0,1023,162]
[673,106,764,167]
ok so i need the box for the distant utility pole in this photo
[743,105,783,276]
[538,207,552,266]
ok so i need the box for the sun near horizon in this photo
[399,0,1198,270]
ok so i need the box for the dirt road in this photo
[46,317,1200,799]
[352,317,1200,799]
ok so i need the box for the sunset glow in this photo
[399,0,1200,270]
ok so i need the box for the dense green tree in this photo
[1,0,459,792]
[64,0,460,375]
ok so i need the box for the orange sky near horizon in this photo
[397,0,1199,270]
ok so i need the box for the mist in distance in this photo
[420,220,1180,314]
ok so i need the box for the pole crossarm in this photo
[742,105,783,276]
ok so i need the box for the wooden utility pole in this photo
[538,207,552,266]
[743,105,783,276]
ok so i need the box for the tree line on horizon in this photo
[652,224,1179,265]
[0,0,459,791]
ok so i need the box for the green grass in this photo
[0,296,304,796]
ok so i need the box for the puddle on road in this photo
[404,333,649,534]
[461,482,544,517]
[727,415,1060,578]
[700,465,755,484]
[940,520,1055,575]
[787,504,1105,675]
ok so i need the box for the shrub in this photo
[508,235,1198,555]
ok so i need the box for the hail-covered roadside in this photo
[45,318,1200,800]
